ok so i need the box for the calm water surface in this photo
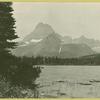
[37,65,100,83]
[36,66,100,98]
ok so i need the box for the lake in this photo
[36,65,100,98]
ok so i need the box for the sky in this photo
[12,2,100,41]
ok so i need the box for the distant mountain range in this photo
[12,22,100,58]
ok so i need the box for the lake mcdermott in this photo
[36,66,100,98]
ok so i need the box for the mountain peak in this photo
[79,35,87,39]
[37,22,44,25]
[37,22,51,27]
[35,22,55,34]
[36,22,49,28]
[23,22,55,41]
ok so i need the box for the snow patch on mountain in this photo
[19,39,42,47]
[30,39,42,43]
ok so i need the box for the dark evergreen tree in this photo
[0,2,18,54]
[0,2,18,75]
[0,3,42,97]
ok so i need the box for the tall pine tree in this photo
[0,2,18,75]
[0,3,41,93]
[0,2,18,54]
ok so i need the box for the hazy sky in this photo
[12,2,100,40]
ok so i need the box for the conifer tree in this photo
[0,2,18,54]
[0,2,18,75]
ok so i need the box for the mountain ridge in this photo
[12,22,99,58]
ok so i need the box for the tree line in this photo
[22,55,100,65]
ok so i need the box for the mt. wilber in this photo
[13,22,99,58]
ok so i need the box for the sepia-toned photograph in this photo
[0,2,100,98]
